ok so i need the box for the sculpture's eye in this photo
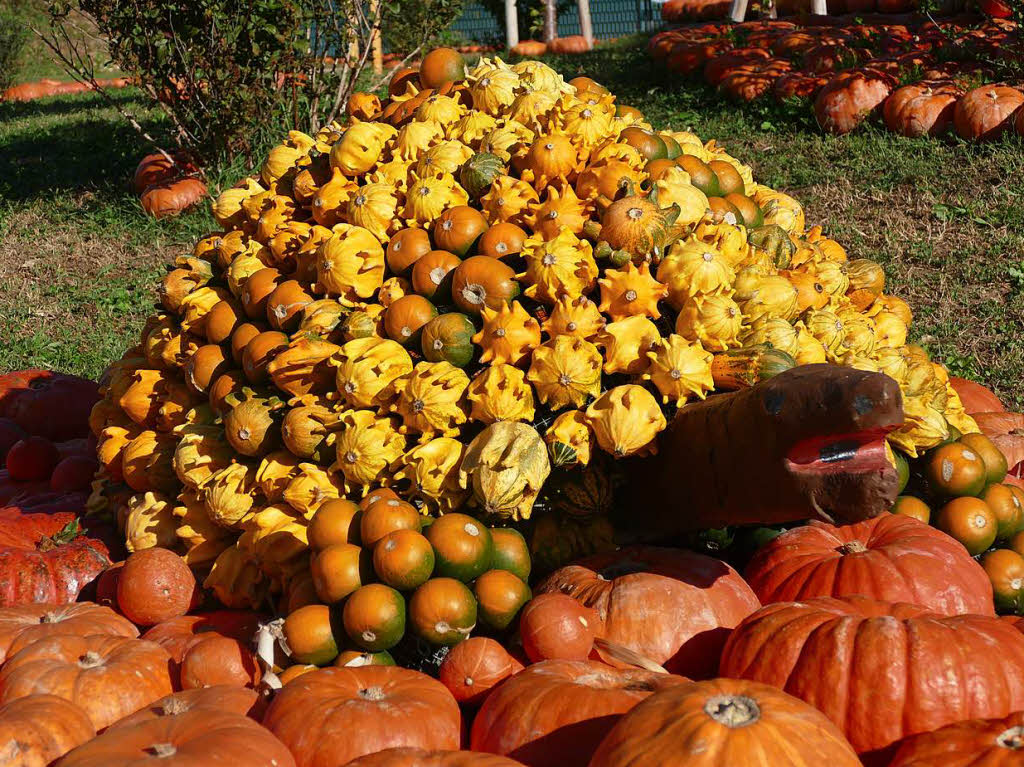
[763,390,785,416]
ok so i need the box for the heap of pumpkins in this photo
[649,15,1024,139]
[86,45,982,666]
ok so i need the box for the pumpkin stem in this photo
[78,651,105,669]
[703,694,761,728]
[358,686,386,701]
[997,726,1024,750]
[837,541,868,555]
[161,698,192,716]
[150,743,178,758]
[40,611,62,624]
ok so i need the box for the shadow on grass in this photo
[0,89,143,121]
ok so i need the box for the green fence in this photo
[450,0,661,46]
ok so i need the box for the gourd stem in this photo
[703,695,761,728]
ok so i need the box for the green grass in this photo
[1,42,1022,407]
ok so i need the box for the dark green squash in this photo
[459,153,506,200]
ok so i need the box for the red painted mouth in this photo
[785,428,894,476]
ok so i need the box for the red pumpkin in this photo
[0,516,110,607]
[0,634,174,730]
[0,602,138,664]
[262,666,461,766]
[974,412,1024,479]
[0,694,95,767]
[883,82,961,138]
[704,48,771,87]
[438,636,524,706]
[951,376,1005,414]
[141,611,263,666]
[0,418,25,464]
[590,678,861,767]
[58,708,296,767]
[5,436,60,481]
[744,513,994,616]
[720,596,1024,757]
[50,454,100,493]
[347,749,527,767]
[470,660,686,767]
[954,85,1024,141]
[518,593,598,663]
[2,371,99,441]
[140,177,208,218]
[814,70,897,135]
[180,633,261,689]
[107,685,261,729]
[774,72,829,102]
[537,546,759,678]
[889,710,1024,766]
[117,547,199,627]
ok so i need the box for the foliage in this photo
[384,0,467,55]
[0,7,30,91]
[37,0,464,165]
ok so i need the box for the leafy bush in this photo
[0,8,30,91]
[42,0,465,165]
[384,0,467,55]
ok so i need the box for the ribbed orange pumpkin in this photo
[437,636,524,705]
[720,596,1024,758]
[744,513,995,616]
[537,546,760,678]
[0,694,95,767]
[889,710,1024,767]
[0,602,138,664]
[263,666,461,765]
[347,749,527,767]
[954,85,1024,141]
[589,678,861,767]
[470,660,686,767]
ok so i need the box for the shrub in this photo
[0,9,30,92]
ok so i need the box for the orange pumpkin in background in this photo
[140,177,207,218]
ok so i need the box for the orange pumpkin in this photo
[891,495,931,524]
[924,442,988,498]
[408,577,477,645]
[954,85,1024,142]
[266,280,314,332]
[470,660,685,767]
[140,177,207,219]
[390,67,421,97]
[343,583,407,652]
[437,637,524,706]
[0,634,174,731]
[209,369,247,414]
[490,527,532,582]
[518,593,599,663]
[474,569,532,632]
[362,487,401,509]
[424,512,494,582]
[241,267,282,320]
[451,256,521,315]
[185,344,231,394]
[512,40,548,57]
[361,498,423,548]
[311,543,373,603]
[308,499,363,550]
[116,547,198,627]
[229,322,263,365]
[385,294,439,347]
[108,686,261,728]
[590,678,861,767]
[478,222,527,260]
[179,633,260,689]
[548,36,593,55]
[387,229,434,276]
[434,206,490,258]
[883,81,960,138]
[204,299,246,345]
[411,250,462,301]
[263,666,461,765]
[889,710,1024,767]
[374,529,436,591]
[419,48,467,90]
[0,694,94,766]
[283,604,340,666]
[0,603,137,665]
[619,127,667,161]
[241,330,289,384]
[676,155,721,196]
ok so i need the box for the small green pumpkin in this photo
[420,312,476,367]
[459,153,506,201]
[659,133,682,159]
[552,462,614,518]
[748,224,797,270]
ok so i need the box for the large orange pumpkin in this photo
[744,513,995,616]
[974,411,1024,479]
[0,602,138,664]
[437,636,524,705]
[141,610,263,670]
[949,377,1004,414]
[590,677,861,767]
[0,634,174,730]
[954,85,1024,142]
[0,694,95,767]
[140,177,207,219]
[347,749,526,767]
[888,710,1024,766]
[263,666,461,766]
[720,596,1024,758]
[107,685,261,729]
[814,69,897,135]
[883,82,960,138]
[470,660,686,767]
[58,708,296,767]
[117,547,198,627]
[537,546,760,678]
[518,592,598,663]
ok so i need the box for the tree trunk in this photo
[729,0,749,22]
[505,0,519,49]
[810,0,828,13]
[578,0,593,45]
[543,0,558,44]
